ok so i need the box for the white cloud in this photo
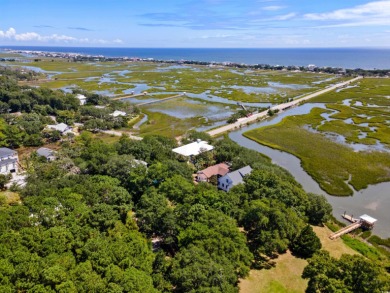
[274,13,296,20]
[304,1,390,23]
[0,27,122,44]
[263,5,285,11]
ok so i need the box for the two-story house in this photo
[0,147,18,174]
[218,165,252,192]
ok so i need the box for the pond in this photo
[228,103,390,238]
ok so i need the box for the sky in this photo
[1,0,390,48]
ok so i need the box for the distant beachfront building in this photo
[0,147,18,174]
[307,64,317,71]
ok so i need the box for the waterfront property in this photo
[196,163,230,182]
[329,214,377,240]
[0,148,18,174]
[218,165,252,192]
[172,139,214,157]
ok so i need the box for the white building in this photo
[76,94,87,105]
[0,147,18,174]
[36,147,56,161]
[172,139,214,157]
[218,165,252,192]
[110,110,127,117]
[46,123,72,134]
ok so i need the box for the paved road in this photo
[206,76,362,137]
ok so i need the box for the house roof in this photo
[47,123,69,133]
[226,165,252,186]
[0,147,16,158]
[198,163,229,179]
[37,147,55,158]
[173,140,214,157]
[360,214,377,224]
[0,158,17,166]
[76,94,87,100]
[110,110,127,117]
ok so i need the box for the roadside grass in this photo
[92,133,122,144]
[244,107,390,196]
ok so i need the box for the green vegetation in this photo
[303,250,389,293]
[3,58,346,104]
[239,251,308,293]
[138,110,207,137]
[0,58,389,293]
[244,106,390,195]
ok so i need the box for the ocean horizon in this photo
[2,46,390,70]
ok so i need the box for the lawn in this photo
[239,226,357,293]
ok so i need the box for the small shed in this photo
[359,214,377,229]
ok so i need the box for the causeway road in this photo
[206,76,362,137]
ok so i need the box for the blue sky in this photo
[1,0,390,47]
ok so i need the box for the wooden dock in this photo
[136,94,183,106]
[329,213,377,240]
[329,221,362,240]
[111,93,148,101]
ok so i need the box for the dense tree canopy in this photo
[1,67,376,292]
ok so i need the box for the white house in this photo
[36,147,56,161]
[218,165,252,192]
[76,94,87,105]
[0,147,18,174]
[110,110,127,117]
[172,139,214,157]
[46,123,72,135]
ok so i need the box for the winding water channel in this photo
[228,103,390,238]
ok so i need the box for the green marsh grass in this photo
[244,107,390,196]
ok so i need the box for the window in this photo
[226,179,228,183]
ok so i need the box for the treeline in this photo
[0,66,42,81]
[1,130,388,292]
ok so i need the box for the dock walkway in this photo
[136,94,183,106]
[329,221,362,240]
